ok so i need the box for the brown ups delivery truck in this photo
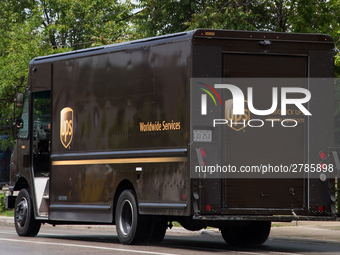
[6,29,338,247]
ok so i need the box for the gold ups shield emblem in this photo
[225,99,250,131]
[60,107,73,148]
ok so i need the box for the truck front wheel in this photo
[115,190,150,244]
[14,188,41,237]
[221,221,271,247]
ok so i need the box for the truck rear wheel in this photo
[14,188,41,237]
[115,190,150,244]
[145,217,167,245]
[221,221,271,247]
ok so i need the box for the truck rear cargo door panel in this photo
[222,53,307,210]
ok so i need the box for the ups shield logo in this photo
[225,99,250,131]
[60,107,73,148]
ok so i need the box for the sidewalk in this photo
[269,221,340,244]
[1,216,340,244]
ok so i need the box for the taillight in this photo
[319,151,327,160]
[200,149,207,158]
[320,162,327,170]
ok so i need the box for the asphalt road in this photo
[1,219,340,255]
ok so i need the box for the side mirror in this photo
[16,119,23,129]
[15,93,24,108]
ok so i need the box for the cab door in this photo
[31,91,51,217]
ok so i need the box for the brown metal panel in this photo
[193,29,333,43]
[30,63,52,92]
[49,38,192,220]
[191,30,333,216]
[191,45,223,214]
[224,54,306,78]
[224,179,304,209]
[192,45,222,78]
[51,42,191,154]
[192,29,334,57]
[308,50,334,213]
[222,54,307,211]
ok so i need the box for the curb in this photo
[0,216,14,225]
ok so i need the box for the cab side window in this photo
[18,92,29,139]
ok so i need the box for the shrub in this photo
[0,192,6,212]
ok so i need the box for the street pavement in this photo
[1,215,340,244]
[1,216,340,254]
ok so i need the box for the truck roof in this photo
[31,29,333,64]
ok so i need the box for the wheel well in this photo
[13,177,29,191]
[113,179,136,222]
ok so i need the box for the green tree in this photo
[134,0,340,143]
[134,0,295,36]
[0,0,134,147]
[39,0,134,49]
[0,3,57,144]
[134,1,339,47]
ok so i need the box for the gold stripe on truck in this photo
[52,157,187,166]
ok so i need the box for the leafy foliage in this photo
[39,0,134,49]
[134,0,340,143]
[0,192,6,212]
[0,0,134,148]
[1,0,340,145]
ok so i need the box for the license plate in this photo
[193,130,212,142]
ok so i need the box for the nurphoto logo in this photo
[198,83,311,130]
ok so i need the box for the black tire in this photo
[115,190,150,245]
[221,221,271,247]
[14,189,41,237]
[145,217,167,245]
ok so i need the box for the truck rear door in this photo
[222,53,307,212]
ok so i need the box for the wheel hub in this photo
[120,199,133,236]
[15,197,28,229]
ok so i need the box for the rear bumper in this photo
[194,215,339,222]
